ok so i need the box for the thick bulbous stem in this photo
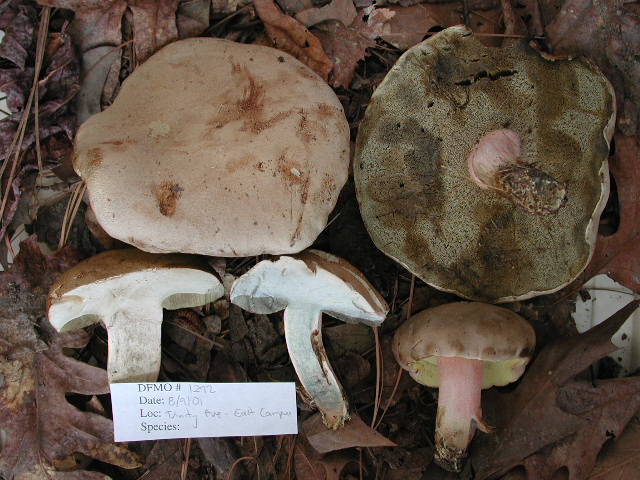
[434,356,486,472]
[284,306,349,429]
[105,302,163,383]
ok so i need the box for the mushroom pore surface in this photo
[75,38,350,256]
[354,26,615,302]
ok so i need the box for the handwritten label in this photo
[110,382,298,441]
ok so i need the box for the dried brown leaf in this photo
[472,300,640,479]
[253,0,334,80]
[39,0,180,121]
[177,0,211,38]
[546,0,640,138]
[1,2,79,235]
[379,4,462,50]
[128,0,179,62]
[295,0,357,28]
[315,8,395,88]
[588,420,640,479]
[0,236,141,479]
[294,435,356,480]
[303,412,396,454]
[583,135,640,294]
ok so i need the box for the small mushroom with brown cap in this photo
[230,250,388,429]
[393,302,535,472]
[48,249,224,383]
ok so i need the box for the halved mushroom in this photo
[393,302,535,472]
[354,26,615,303]
[48,249,223,383]
[74,37,349,257]
[230,250,388,429]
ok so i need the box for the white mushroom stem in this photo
[284,306,349,429]
[434,357,490,472]
[104,301,164,383]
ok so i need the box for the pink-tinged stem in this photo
[434,356,485,472]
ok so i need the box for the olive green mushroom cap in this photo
[393,302,535,389]
[354,26,615,302]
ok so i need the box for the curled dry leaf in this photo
[583,135,640,294]
[38,0,180,122]
[294,435,357,480]
[0,1,79,236]
[295,0,357,28]
[0,236,141,479]
[588,419,640,479]
[314,7,395,88]
[303,412,396,454]
[546,0,640,139]
[253,0,334,80]
[471,300,640,479]
[379,4,462,50]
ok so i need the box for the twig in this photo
[374,367,403,430]
[0,7,50,229]
[407,275,416,319]
[180,438,192,480]
[58,181,86,249]
[370,326,383,428]
[226,456,258,480]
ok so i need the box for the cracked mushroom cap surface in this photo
[354,26,615,302]
[393,302,535,389]
[74,38,350,257]
[230,250,388,325]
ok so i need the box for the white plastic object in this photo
[573,274,640,375]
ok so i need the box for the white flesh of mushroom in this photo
[49,269,223,383]
[230,253,387,429]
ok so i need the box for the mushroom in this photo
[73,37,349,257]
[230,250,388,429]
[393,302,535,472]
[48,249,223,383]
[354,26,615,303]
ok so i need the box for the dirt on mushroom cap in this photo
[354,26,614,303]
[74,38,350,257]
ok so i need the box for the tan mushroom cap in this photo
[48,249,224,383]
[393,302,535,389]
[49,248,214,300]
[354,26,615,302]
[48,249,223,333]
[74,38,350,257]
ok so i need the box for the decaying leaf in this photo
[295,0,357,28]
[583,135,640,294]
[294,435,357,480]
[304,412,396,454]
[379,4,462,50]
[314,7,395,88]
[0,1,79,236]
[471,300,640,479]
[177,0,212,38]
[253,0,334,80]
[0,236,141,479]
[588,419,640,479]
[546,0,640,139]
[38,0,180,122]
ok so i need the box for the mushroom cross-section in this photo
[393,302,535,472]
[48,249,224,383]
[230,250,388,429]
[73,37,350,257]
[354,25,615,303]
